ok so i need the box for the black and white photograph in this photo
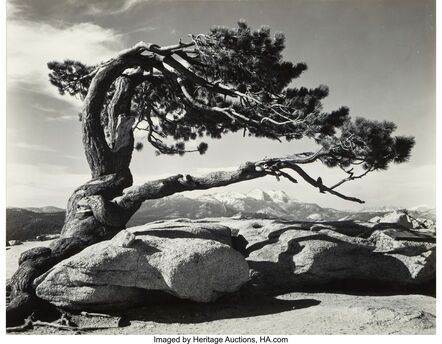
[2,0,437,337]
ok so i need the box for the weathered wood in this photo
[6,315,118,333]
[7,46,144,325]
[6,40,367,326]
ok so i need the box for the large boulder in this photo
[209,218,435,292]
[34,217,435,310]
[35,221,249,311]
[411,218,436,232]
[377,211,413,229]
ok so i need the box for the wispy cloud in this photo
[7,19,124,107]
[7,162,90,207]
[45,114,79,122]
[32,104,79,121]
[66,0,150,16]
[6,1,24,18]
[12,142,58,152]
[115,26,157,37]
[117,0,149,13]
[33,104,59,113]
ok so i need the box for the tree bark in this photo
[7,47,145,325]
[6,149,362,325]
[6,41,365,326]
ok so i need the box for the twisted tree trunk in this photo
[7,48,143,325]
[7,42,364,326]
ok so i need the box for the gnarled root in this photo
[6,172,135,326]
[7,313,120,333]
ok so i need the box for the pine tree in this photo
[7,22,414,325]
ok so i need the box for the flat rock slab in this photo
[33,217,435,311]
[384,229,436,242]
[224,218,435,290]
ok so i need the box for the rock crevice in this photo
[34,218,435,311]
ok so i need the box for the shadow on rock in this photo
[246,220,434,256]
[247,259,436,298]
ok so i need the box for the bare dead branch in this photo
[285,163,365,203]
[329,167,373,190]
[114,149,364,209]
[6,315,117,333]
[81,311,114,318]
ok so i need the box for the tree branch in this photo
[329,167,374,190]
[285,163,365,203]
[162,55,237,97]
[114,150,364,209]
[127,40,195,56]
[6,318,117,333]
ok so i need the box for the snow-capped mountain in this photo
[359,205,404,213]
[127,189,436,226]
[198,189,295,212]
[127,189,350,225]
[201,189,293,203]
[408,205,433,212]
[6,190,436,241]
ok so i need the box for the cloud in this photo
[65,0,149,16]
[119,26,157,35]
[31,104,78,121]
[6,0,23,18]
[13,142,57,152]
[7,162,90,207]
[7,19,124,107]
[45,114,79,122]
[32,104,59,113]
[118,0,149,12]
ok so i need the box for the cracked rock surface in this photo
[35,221,249,310]
[33,217,435,311]
[213,217,435,291]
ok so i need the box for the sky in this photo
[5,0,436,211]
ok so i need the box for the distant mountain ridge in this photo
[23,206,65,213]
[6,208,65,243]
[128,189,435,225]
[6,189,436,241]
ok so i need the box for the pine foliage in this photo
[47,21,414,174]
